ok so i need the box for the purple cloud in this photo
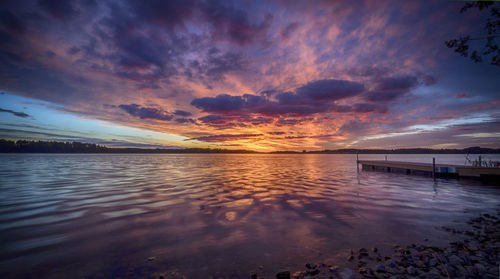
[295,79,365,101]
[188,133,262,142]
[175,118,195,124]
[0,10,25,33]
[202,2,273,46]
[280,22,300,40]
[191,94,246,113]
[191,79,374,119]
[375,76,419,91]
[118,104,173,121]
[364,75,420,102]
[38,0,77,20]
[174,110,192,117]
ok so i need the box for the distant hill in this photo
[0,139,499,154]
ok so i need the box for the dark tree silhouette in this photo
[1,139,499,154]
[445,2,500,66]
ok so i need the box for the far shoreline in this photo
[1,139,500,154]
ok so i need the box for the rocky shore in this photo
[149,209,499,279]
[261,209,500,279]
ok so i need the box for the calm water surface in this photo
[0,154,499,278]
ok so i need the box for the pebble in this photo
[306,269,319,276]
[374,264,386,273]
[407,266,417,276]
[305,263,316,269]
[358,267,369,275]
[328,265,339,273]
[339,268,355,279]
[276,271,290,279]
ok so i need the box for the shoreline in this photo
[256,209,500,279]
[144,208,500,279]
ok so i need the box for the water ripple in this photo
[0,153,499,278]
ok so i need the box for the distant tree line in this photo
[0,139,499,154]
[0,139,257,153]
[302,147,500,154]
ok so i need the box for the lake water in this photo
[0,154,499,278]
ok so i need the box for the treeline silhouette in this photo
[0,139,257,153]
[279,147,500,154]
[0,139,499,154]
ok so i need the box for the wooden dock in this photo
[357,159,500,180]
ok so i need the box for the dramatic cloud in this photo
[0,107,30,118]
[174,110,192,117]
[191,94,247,114]
[295,79,365,101]
[118,104,173,121]
[0,10,25,33]
[188,133,262,142]
[191,79,379,118]
[280,22,300,40]
[0,0,499,150]
[364,75,420,102]
[201,2,273,46]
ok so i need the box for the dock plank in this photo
[357,160,500,179]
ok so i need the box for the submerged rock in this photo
[374,264,386,273]
[339,268,355,279]
[407,266,417,276]
[276,271,290,279]
[306,269,319,276]
[328,266,339,274]
[305,263,316,269]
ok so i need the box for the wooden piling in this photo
[432,157,436,180]
[356,153,359,172]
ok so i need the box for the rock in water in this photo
[374,264,386,273]
[328,266,340,274]
[305,263,317,269]
[276,271,290,279]
[340,268,355,279]
[407,266,417,276]
[307,269,319,275]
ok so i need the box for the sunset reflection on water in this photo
[0,154,499,278]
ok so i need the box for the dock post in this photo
[478,155,482,167]
[432,157,436,180]
[356,153,359,172]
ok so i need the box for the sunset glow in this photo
[0,0,499,151]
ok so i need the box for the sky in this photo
[0,0,499,151]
